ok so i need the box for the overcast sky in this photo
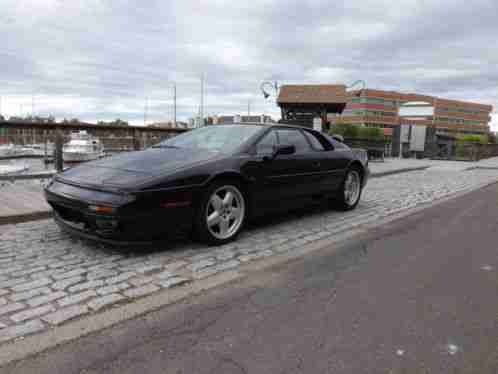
[1,0,497,129]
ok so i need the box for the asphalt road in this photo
[3,183,498,374]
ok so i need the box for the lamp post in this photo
[260,81,279,99]
[173,84,176,128]
[347,80,366,90]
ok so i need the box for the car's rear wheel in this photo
[194,181,246,245]
[334,167,362,211]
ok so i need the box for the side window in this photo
[303,131,325,151]
[277,129,311,154]
[255,130,277,155]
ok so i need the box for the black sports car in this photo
[45,124,369,245]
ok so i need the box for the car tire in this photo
[194,180,247,245]
[333,166,363,211]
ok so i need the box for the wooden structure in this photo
[0,120,187,150]
[277,85,349,129]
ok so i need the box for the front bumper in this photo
[45,184,194,246]
[362,165,370,188]
[53,212,159,246]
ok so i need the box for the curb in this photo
[370,165,431,178]
[0,211,52,226]
[0,172,55,181]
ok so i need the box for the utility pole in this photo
[247,100,251,116]
[31,94,34,118]
[144,97,148,126]
[173,84,177,128]
[200,74,204,127]
[0,96,2,118]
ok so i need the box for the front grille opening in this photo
[51,202,87,225]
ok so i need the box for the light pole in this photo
[144,97,148,126]
[347,80,366,90]
[200,74,204,127]
[173,84,176,128]
[260,81,279,99]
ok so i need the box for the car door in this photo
[302,130,350,193]
[274,128,324,199]
[241,128,316,213]
[241,129,292,212]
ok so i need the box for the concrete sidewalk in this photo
[369,156,498,176]
[0,183,51,225]
[368,158,432,177]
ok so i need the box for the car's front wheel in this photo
[334,167,363,211]
[194,181,247,245]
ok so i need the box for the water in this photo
[0,150,130,175]
[1,158,55,173]
[1,155,118,174]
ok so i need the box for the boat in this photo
[63,131,105,163]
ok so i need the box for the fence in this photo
[342,138,391,161]
[455,143,498,161]
[426,141,498,161]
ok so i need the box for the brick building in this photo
[330,89,492,135]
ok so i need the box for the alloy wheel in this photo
[205,185,245,240]
[344,170,361,206]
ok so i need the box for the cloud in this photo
[0,0,496,125]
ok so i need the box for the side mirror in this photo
[332,134,344,143]
[273,144,295,158]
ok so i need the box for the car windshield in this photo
[153,125,262,153]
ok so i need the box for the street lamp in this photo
[347,80,366,90]
[260,81,279,99]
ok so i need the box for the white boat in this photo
[63,131,105,163]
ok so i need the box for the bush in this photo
[488,133,497,144]
[330,124,385,141]
[330,124,359,139]
[458,134,488,144]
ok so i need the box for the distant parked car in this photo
[45,124,369,246]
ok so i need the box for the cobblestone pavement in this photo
[1,168,498,344]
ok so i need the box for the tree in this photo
[98,119,129,127]
[488,132,497,144]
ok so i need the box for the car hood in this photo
[56,147,221,189]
